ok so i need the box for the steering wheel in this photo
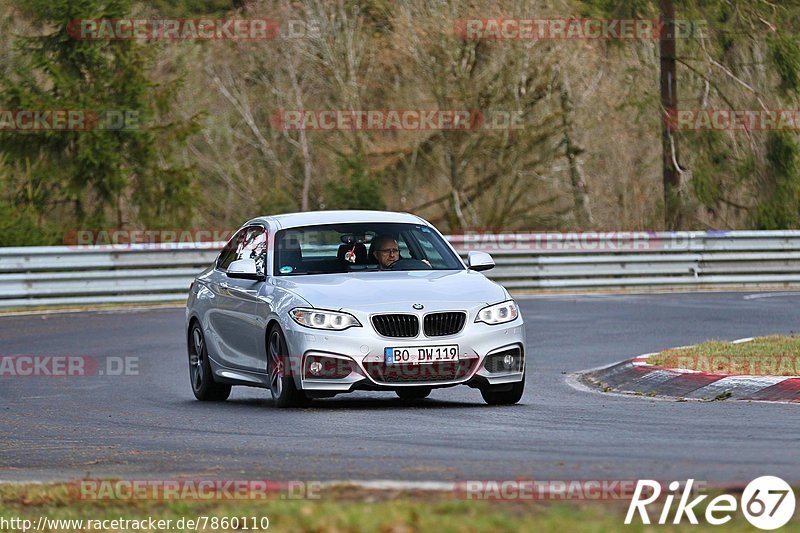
[387,258,433,271]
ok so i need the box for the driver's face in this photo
[374,239,399,269]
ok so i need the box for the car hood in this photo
[272,269,507,312]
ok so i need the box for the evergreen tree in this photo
[0,0,198,241]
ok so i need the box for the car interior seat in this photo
[337,242,368,265]
[277,235,304,273]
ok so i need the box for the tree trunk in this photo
[660,0,683,229]
[448,151,468,230]
[558,69,593,228]
[286,57,313,212]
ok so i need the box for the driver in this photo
[372,235,400,270]
[372,234,433,270]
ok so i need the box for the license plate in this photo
[384,345,459,364]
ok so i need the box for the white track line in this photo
[0,479,458,491]
[743,292,800,300]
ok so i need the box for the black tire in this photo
[267,326,309,408]
[480,378,524,405]
[395,387,432,400]
[188,323,231,401]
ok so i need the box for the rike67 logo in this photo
[626,477,795,530]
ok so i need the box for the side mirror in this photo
[467,251,495,272]
[226,259,265,281]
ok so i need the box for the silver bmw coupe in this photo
[185,210,525,407]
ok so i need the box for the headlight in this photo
[475,300,519,325]
[289,308,361,330]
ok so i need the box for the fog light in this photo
[484,347,523,374]
[304,355,355,379]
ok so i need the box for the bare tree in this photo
[390,0,566,230]
[556,67,593,227]
[659,0,683,229]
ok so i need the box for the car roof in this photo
[247,210,429,230]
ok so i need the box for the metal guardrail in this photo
[2,231,800,308]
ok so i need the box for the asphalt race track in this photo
[1,292,799,484]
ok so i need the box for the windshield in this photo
[273,223,464,275]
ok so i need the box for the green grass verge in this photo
[648,335,800,376]
[0,483,795,532]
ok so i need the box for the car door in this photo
[206,225,270,373]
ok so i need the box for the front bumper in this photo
[283,316,526,392]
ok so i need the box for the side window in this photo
[237,227,268,275]
[217,226,268,274]
[216,229,247,271]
